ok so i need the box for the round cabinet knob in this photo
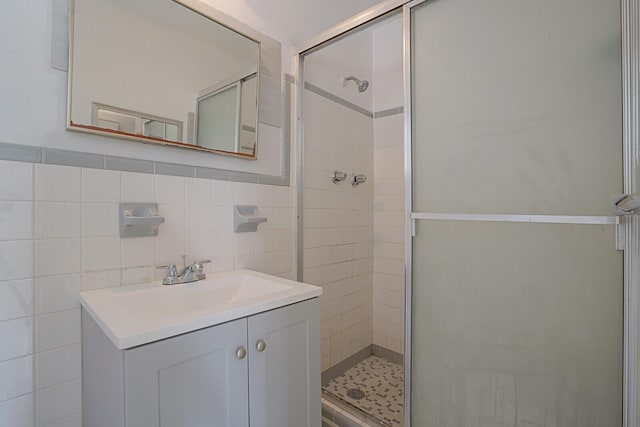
[236,346,247,360]
[256,339,267,352]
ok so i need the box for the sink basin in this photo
[79,269,322,349]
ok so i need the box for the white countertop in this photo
[79,269,322,349]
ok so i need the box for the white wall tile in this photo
[211,181,234,206]
[155,233,186,265]
[35,379,81,427]
[121,237,155,268]
[234,182,255,204]
[272,251,291,274]
[272,187,291,208]
[0,201,32,240]
[272,208,290,230]
[82,169,120,203]
[156,175,184,205]
[0,394,34,427]
[185,206,211,233]
[157,204,185,235]
[234,254,255,270]
[34,239,80,277]
[255,184,273,208]
[185,178,210,206]
[185,233,211,261]
[0,279,33,321]
[0,241,33,281]
[234,233,255,257]
[42,413,81,427]
[81,203,119,237]
[35,345,80,390]
[0,318,32,362]
[122,266,154,286]
[80,269,120,291]
[35,165,81,203]
[253,252,274,274]
[82,237,120,272]
[121,172,154,203]
[255,231,273,254]
[34,203,81,239]
[0,356,32,401]
[211,206,233,232]
[35,310,80,353]
[0,161,33,202]
[35,274,80,315]
[211,231,234,258]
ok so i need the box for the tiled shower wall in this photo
[0,160,294,427]
[372,113,405,355]
[302,89,374,371]
[372,15,405,356]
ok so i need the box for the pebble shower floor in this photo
[323,356,404,426]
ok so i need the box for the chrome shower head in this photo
[343,75,369,93]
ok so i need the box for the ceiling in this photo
[207,0,384,48]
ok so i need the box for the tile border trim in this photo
[373,106,404,118]
[321,345,372,386]
[304,82,374,118]
[371,344,403,365]
[0,141,290,187]
[304,82,403,120]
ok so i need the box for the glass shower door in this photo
[408,0,625,425]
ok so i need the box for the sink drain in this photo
[346,388,366,400]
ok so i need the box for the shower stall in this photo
[297,11,405,426]
[296,0,640,426]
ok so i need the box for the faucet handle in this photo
[156,264,178,278]
[193,259,211,272]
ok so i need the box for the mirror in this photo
[67,0,276,159]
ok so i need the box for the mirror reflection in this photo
[68,0,260,158]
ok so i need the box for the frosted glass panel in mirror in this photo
[411,0,622,215]
[197,84,240,153]
[411,220,622,426]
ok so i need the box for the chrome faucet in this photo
[156,259,211,285]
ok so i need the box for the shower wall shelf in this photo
[234,205,267,233]
[119,203,165,238]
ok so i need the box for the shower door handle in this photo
[611,193,640,215]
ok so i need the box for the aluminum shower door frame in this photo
[402,0,640,426]
[296,0,640,425]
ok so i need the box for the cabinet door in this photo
[248,298,321,427]
[124,318,249,427]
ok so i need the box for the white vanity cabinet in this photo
[82,297,320,427]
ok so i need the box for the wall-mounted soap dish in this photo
[119,203,165,238]
[234,205,267,233]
